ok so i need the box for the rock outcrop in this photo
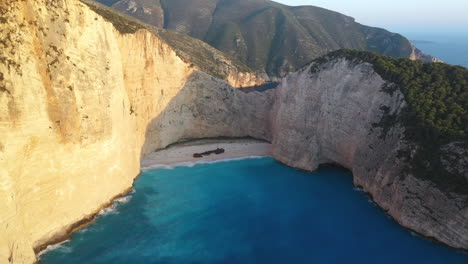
[410,43,443,63]
[0,0,271,263]
[272,58,467,250]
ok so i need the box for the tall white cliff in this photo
[0,0,271,263]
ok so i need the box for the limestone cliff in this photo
[272,58,467,250]
[410,43,443,63]
[0,0,270,263]
[80,0,265,88]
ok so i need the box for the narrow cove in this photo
[40,158,467,263]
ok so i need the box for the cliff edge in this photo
[272,53,467,249]
[0,0,270,263]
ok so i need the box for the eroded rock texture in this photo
[0,0,271,263]
[272,58,467,250]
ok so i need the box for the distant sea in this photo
[409,33,468,67]
[41,158,468,263]
[384,25,468,67]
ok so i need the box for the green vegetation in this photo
[97,0,418,78]
[321,49,467,137]
[314,49,468,194]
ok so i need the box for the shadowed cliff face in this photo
[140,71,273,158]
[272,58,468,250]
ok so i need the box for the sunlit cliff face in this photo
[0,1,270,263]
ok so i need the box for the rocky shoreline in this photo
[34,187,134,259]
[272,58,467,250]
[36,138,272,260]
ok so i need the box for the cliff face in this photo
[272,58,467,249]
[0,0,271,263]
[80,0,264,88]
[410,44,443,63]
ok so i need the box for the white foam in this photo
[98,204,119,216]
[38,192,135,257]
[115,195,132,204]
[98,194,133,216]
[141,155,271,172]
[37,240,71,258]
[78,227,89,234]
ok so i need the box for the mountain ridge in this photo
[98,0,438,79]
[81,0,264,86]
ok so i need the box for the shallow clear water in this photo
[41,158,467,264]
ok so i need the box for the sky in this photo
[274,0,468,31]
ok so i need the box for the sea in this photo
[40,157,468,263]
[411,33,468,67]
[388,26,468,67]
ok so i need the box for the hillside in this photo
[97,0,436,79]
[81,0,263,86]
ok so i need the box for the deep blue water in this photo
[404,32,468,67]
[41,158,467,264]
[411,34,468,67]
[376,25,468,67]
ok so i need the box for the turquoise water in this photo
[41,158,467,263]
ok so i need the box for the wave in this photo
[141,155,271,172]
[37,191,135,258]
[115,195,132,204]
[98,191,134,216]
[98,205,119,216]
[37,240,71,258]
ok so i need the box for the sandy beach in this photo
[141,138,272,169]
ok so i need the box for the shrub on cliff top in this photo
[317,49,467,139]
[313,49,468,194]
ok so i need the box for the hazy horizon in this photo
[274,0,468,33]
